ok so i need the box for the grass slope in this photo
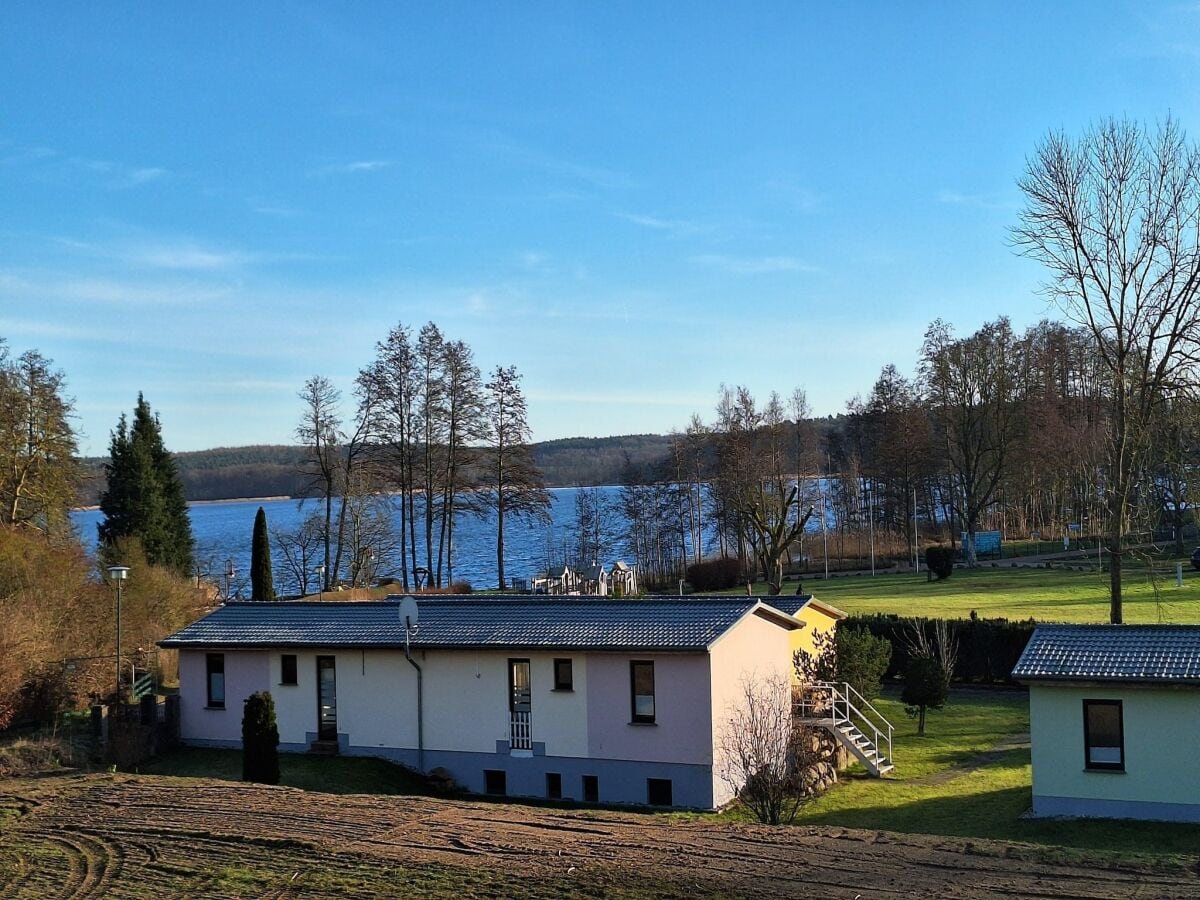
[740,566,1200,623]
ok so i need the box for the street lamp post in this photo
[107,565,130,701]
[315,564,326,601]
[224,559,236,601]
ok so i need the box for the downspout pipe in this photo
[404,630,424,771]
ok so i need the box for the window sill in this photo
[278,683,298,687]
[204,705,226,711]
[551,688,574,693]
[629,721,657,727]
[1084,766,1125,774]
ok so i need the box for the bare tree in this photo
[901,620,958,736]
[1015,117,1200,622]
[716,674,823,825]
[921,319,1025,566]
[478,365,549,589]
[272,512,325,595]
[295,376,342,590]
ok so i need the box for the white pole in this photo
[913,488,920,573]
[821,469,830,581]
[868,480,875,577]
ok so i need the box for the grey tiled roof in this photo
[160,595,787,652]
[763,595,813,616]
[1012,625,1200,683]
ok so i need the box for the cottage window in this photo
[280,654,298,685]
[546,772,562,799]
[1083,699,1124,771]
[206,653,225,709]
[582,774,599,802]
[553,658,574,691]
[630,661,655,723]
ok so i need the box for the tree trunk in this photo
[1108,534,1123,624]
[496,496,506,591]
[918,705,927,736]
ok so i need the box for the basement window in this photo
[484,769,507,796]
[1083,700,1124,771]
[582,774,599,803]
[647,778,673,807]
[546,772,562,800]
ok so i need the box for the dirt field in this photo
[2,774,1198,898]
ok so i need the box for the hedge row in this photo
[843,614,1037,685]
[686,557,743,592]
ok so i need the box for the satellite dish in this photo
[398,595,419,632]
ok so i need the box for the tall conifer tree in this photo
[250,506,275,600]
[98,394,195,575]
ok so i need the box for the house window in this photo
[582,774,599,802]
[280,654,298,685]
[553,658,574,691]
[546,772,562,799]
[630,661,655,723]
[1083,700,1124,771]
[647,778,673,806]
[484,769,507,796]
[206,653,225,708]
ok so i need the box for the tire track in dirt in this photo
[2,774,1198,898]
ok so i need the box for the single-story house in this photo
[159,595,803,809]
[1013,624,1200,823]
[760,594,848,675]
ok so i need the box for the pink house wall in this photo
[584,652,712,765]
[178,649,270,744]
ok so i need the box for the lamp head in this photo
[107,565,130,582]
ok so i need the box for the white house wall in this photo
[1030,683,1200,822]
[708,610,795,807]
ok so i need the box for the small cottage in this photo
[1013,624,1200,823]
[159,595,803,809]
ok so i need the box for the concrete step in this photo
[308,740,340,756]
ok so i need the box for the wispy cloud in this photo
[313,159,394,175]
[526,388,710,408]
[614,212,706,236]
[0,141,170,189]
[691,254,819,275]
[766,179,822,212]
[935,189,1015,210]
[482,136,635,191]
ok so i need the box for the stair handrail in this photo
[838,680,893,766]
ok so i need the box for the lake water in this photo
[71,485,628,596]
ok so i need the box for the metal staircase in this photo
[796,681,894,777]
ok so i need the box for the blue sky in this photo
[4,2,1200,454]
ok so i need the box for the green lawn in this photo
[715,688,1200,861]
[731,566,1200,622]
[136,747,434,795]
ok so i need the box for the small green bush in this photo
[925,546,955,580]
[686,557,743,592]
[242,691,280,785]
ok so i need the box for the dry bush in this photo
[716,674,824,825]
[0,527,207,725]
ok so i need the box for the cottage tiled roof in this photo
[764,595,848,621]
[160,595,797,652]
[1012,625,1200,684]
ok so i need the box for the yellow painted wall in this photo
[789,604,840,681]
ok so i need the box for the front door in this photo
[317,656,337,741]
[508,659,532,750]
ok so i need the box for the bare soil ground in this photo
[2,773,1198,898]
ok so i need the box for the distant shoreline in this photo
[72,495,296,512]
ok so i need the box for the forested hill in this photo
[76,435,676,505]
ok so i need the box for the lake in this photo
[71,485,629,596]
